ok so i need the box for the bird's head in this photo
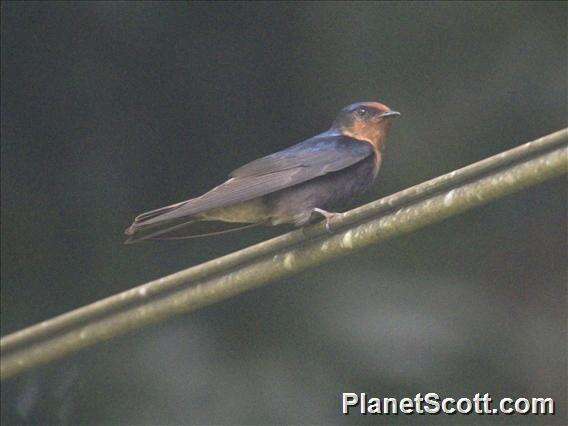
[332,102,400,150]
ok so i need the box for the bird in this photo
[124,102,400,244]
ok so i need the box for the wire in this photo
[1,128,567,380]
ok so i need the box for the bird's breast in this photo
[266,154,379,226]
[372,149,382,176]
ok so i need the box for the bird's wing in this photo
[229,134,372,178]
[128,134,373,230]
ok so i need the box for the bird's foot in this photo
[311,208,343,233]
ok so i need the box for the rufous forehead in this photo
[360,102,391,112]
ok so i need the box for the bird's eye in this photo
[356,106,369,117]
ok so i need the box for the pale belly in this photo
[199,198,270,223]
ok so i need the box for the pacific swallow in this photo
[124,102,400,243]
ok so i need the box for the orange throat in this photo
[343,120,391,150]
[343,122,391,171]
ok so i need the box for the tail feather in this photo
[124,219,263,244]
[133,200,188,223]
[125,196,267,244]
[125,200,190,236]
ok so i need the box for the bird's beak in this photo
[379,110,401,119]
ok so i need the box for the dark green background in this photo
[1,1,566,424]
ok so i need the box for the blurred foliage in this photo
[1,1,566,425]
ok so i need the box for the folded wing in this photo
[126,134,373,235]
